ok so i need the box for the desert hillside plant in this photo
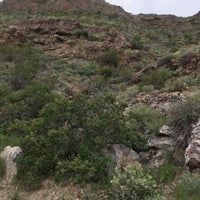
[126,103,164,151]
[169,92,200,149]
[0,45,41,90]
[99,48,119,67]
[173,171,200,200]
[109,166,158,200]
[153,153,177,184]
[139,68,172,90]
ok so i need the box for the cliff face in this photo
[0,0,128,16]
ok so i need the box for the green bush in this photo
[0,158,5,178]
[0,45,40,90]
[14,94,133,189]
[109,166,158,200]
[130,35,145,50]
[169,93,200,149]
[173,172,200,200]
[99,49,119,67]
[99,65,115,79]
[74,29,90,39]
[126,104,164,151]
[139,68,172,90]
[153,153,177,184]
[165,75,197,92]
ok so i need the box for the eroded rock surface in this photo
[185,119,200,169]
[104,144,141,177]
[0,146,22,181]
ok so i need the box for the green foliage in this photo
[130,35,145,50]
[12,94,139,189]
[0,158,5,178]
[0,45,40,90]
[0,84,55,135]
[109,166,158,200]
[169,93,200,149]
[99,49,119,67]
[153,153,177,184]
[165,75,197,92]
[173,172,200,200]
[99,65,115,79]
[139,68,172,90]
[74,29,90,39]
[126,104,163,151]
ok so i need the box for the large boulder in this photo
[104,144,141,177]
[185,119,200,169]
[0,146,22,182]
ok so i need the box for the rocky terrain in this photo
[0,0,200,199]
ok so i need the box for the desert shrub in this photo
[165,75,197,92]
[169,93,200,149]
[99,65,115,79]
[0,84,55,134]
[173,172,200,200]
[15,94,136,189]
[116,85,140,103]
[139,68,172,90]
[126,104,164,151]
[130,35,145,50]
[74,29,90,39]
[0,45,40,90]
[99,49,119,67]
[109,166,158,200]
[153,153,177,184]
[0,158,5,178]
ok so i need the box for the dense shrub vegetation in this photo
[0,75,163,189]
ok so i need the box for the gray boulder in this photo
[0,146,22,182]
[104,144,141,177]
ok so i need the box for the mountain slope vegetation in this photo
[0,0,200,199]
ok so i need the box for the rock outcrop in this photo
[104,144,141,177]
[185,119,200,169]
[0,146,22,182]
[140,125,175,168]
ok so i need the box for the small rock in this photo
[159,125,174,136]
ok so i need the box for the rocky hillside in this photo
[0,1,200,199]
[0,0,128,17]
